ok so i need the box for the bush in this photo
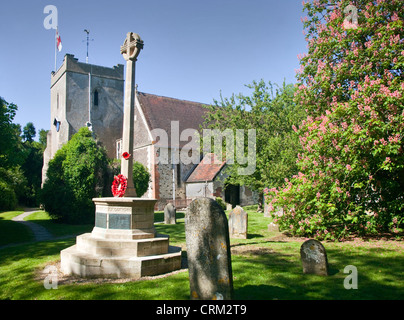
[0,180,17,211]
[0,167,28,210]
[41,127,108,224]
[132,161,151,198]
[215,197,227,211]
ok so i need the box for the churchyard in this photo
[1,205,403,300]
[1,2,403,306]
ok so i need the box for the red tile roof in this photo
[137,92,208,148]
[186,153,226,183]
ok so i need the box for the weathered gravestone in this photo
[185,197,233,300]
[228,205,248,239]
[267,222,279,232]
[164,203,176,224]
[300,239,329,276]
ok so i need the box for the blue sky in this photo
[0,0,307,134]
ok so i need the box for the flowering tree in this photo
[266,0,403,240]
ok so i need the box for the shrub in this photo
[132,161,151,198]
[41,127,108,224]
[0,180,17,211]
[215,197,227,211]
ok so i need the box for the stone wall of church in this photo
[65,69,124,159]
[153,148,195,210]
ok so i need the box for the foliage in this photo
[267,0,404,240]
[0,98,47,208]
[202,80,306,209]
[41,127,109,224]
[0,97,24,169]
[22,122,36,143]
[0,180,17,211]
[215,196,227,211]
[132,161,151,198]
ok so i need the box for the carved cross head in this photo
[120,32,144,61]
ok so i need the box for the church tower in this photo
[42,54,124,183]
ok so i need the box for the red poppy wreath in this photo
[111,174,127,197]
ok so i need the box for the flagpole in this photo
[55,27,57,72]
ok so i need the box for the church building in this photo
[43,54,257,210]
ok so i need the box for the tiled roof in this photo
[137,92,208,148]
[186,153,226,183]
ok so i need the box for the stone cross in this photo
[185,198,233,300]
[120,32,144,197]
[300,239,329,276]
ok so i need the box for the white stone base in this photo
[61,233,182,278]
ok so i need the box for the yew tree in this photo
[267,0,403,240]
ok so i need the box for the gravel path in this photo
[11,208,53,242]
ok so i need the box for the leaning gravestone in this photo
[228,206,248,239]
[185,197,233,300]
[164,203,176,224]
[300,239,329,276]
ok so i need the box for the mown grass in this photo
[0,210,33,246]
[0,206,403,300]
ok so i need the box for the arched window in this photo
[94,89,99,106]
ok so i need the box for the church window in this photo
[94,90,99,106]
[53,118,61,132]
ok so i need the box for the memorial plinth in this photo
[61,197,182,278]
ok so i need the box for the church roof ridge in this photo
[137,91,210,107]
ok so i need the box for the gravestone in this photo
[164,203,176,224]
[185,197,233,300]
[228,205,248,239]
[267,222,279,232]
[263,195,271,218]
[300,239,329,276]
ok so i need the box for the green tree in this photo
[0,97,24,168]
[202,80,306,209]
[22,122,36,143]
[268,0,404,240]
[38,129,49,152]
[41,127,109,223]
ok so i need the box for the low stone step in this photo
[76,233,169,257]
[60,244,182,279]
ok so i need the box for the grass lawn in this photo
[0,210,33,246]
[0,207,403,300]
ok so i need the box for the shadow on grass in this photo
[232,243,404,300]
[0,215,34,246]
[155,221,186,245]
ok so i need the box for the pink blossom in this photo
[346,164,352,171]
